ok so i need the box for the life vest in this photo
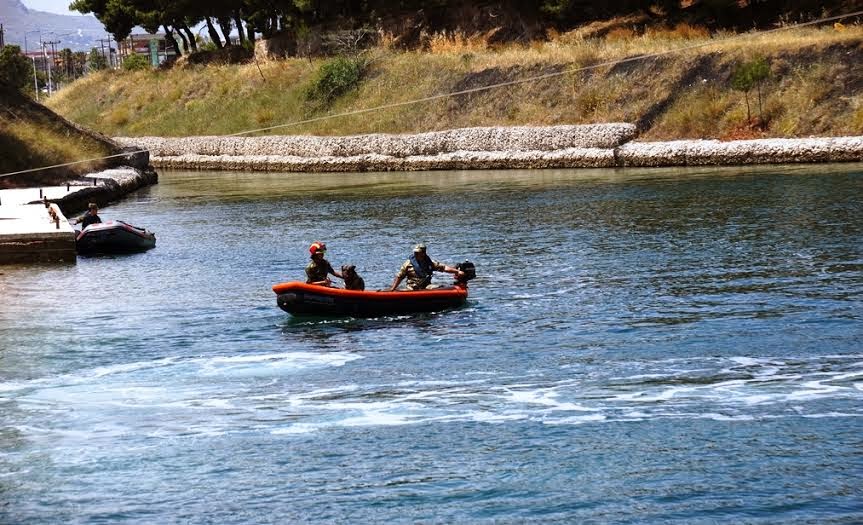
[409,253,435,281]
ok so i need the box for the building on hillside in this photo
[117,34,177,66]
[23,50,50,71]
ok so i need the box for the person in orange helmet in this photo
[305,241,343,287]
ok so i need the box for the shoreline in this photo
[115,125,863,172]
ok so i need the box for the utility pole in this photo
[51,39,59,89]
[43,40,60,96]
[1,24,5,48]
[97,37,114,68]
[31,57,38,100]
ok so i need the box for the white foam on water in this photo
[22,385,172,406]
[728,356,771,367]
[787,380,844,400]
[0,357,175,394]
[737,394,775,405]
[89,357,181,378]
[696,412,756,421]
[8,351,361,396]
[465,411,529,423]
[504,386,596,412]
[290,384,360,401]
[199,351,362,376]
[396,379,486,387]
[339,411,413,427]
[831,369,863,381]
[543,413,607,425]
[272,423,318,435]
[800,412,861,418]
[195,398,236,409]
[613,386,687,403]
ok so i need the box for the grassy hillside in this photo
[47,24,863,141]
[0,85,117,187]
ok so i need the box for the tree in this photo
[71,0,139,41]
[74,51,89,76]
[0,45,32,91]
[731,57,770,126]
[88,48,109,71]
[58,48,75,79]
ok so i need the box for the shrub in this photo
[305,56,365,105]
[122,54,151,71]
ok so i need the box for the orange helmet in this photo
[309,241,327,255]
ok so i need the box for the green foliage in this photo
[293,0,314,12]
[731,57,770,92]
[731,57,771,124]
[122,54,151,71]
[88,48,109,71]
[0,45,33,91]
[71,0,137,40]
[305,56,365,105]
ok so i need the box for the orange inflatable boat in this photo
[273,261,476,317]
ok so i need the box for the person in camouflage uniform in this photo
[305,241,343,286]
[389,243,462,291]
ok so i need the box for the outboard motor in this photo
[455,261,476,285]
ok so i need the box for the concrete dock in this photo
[0,166,158,264]
[0,187,77,264]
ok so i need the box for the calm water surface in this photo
[1,165,862,523]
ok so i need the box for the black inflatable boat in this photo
[76,220,156,255]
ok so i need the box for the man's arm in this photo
[434,260,461,275]
[389,261,409,291]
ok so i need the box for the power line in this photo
[2,9,862,179]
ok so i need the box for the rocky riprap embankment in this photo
[618,137,863,167]
[115,125,863,172]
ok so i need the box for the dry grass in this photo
[44,22,863,140]
[0,109,112,177]
[427,30,491,54]
[2,120,108,160]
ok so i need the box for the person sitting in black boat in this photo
[389,243,462,291]
[305,241,343,287]
[74,203,102,228]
